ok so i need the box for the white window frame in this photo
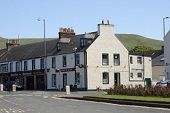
[103,72,109,84]
[52,74,56,87]
[137,57,142,64]
[102,53,109,66]
[114,54,120,66]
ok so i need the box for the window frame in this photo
[16,62,20,72]
[57,43,61,51]
[137,57,142,64]
[113,54,120,66]
[52,74,56,87]
[75,72,80,85]
[102,53,109,66]
[80,38,86,47]
[32,60,36,70]
[137,73,142,78]
[40,58,44,69]
[52,57,56,68]
[75,54,80,66]
[24,61,28,71]
[102,72,109,84]
[10,62,13,72]
[0,64,8,73]
[130,56,133,64]
[63,56,67,67]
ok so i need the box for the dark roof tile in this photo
[0,32,97,62]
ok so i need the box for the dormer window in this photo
[80,38,86,47]
[57,42,61,51]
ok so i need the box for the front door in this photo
[37,75,45,90]
[63,73,67,89]
[114,73,120,86]
[26,76,34,90]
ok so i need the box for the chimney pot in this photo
[102,20,104,24]
[58,27,75,39]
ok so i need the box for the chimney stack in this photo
[97,20,114,36]
[58,27,75,39]
[6,39,20,50]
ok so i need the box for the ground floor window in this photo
[103,72,109,84]
[52,74,56,87]
[75,72,80,85]
[137,73,142,78]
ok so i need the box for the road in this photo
[0,91,169,113]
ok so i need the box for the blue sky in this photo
[0,0,169,40]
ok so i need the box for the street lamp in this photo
[163,17,169,39]
[38,18,47,90]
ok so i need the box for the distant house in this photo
[0,21,152,90]
[165,30,170,80]
[151,49,165,82]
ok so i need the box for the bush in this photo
[107,85,170,97]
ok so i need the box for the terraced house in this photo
[0,21,152,90]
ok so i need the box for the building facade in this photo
[0,21,152,90]
[164,30,170,80]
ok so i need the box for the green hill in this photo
[0,34,163,50]
[0,38,47,49]
[116,34,163,50]
[0,37,6,49]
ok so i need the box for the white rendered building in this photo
[0,21,152,90]
[164,30,170,80]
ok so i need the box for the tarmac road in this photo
[0,91,169,113]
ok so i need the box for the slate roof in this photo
[151,50,164,66]
[152,54,164,66]
[0,49,7,55]
[129,51,154,57]
[130,50,164,66]
[0,32,98,63]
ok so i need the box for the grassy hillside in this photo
[116,34,163,50]
[0,37,6,49]
[0,34,163,50]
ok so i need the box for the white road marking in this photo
[0,108,26,113]
[0,98,33,112]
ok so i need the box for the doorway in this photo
[114,73,120,86]
[26,76,34,90]
[36,75,45,90]
[63,73,67,89]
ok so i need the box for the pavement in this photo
[0,91,170,113]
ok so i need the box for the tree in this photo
[131,45,155,52]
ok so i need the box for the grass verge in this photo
[93,94,170,103]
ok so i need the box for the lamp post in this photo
[38,18,47,90]
[163,17,169,39]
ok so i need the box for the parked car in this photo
[156,80,170,87]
